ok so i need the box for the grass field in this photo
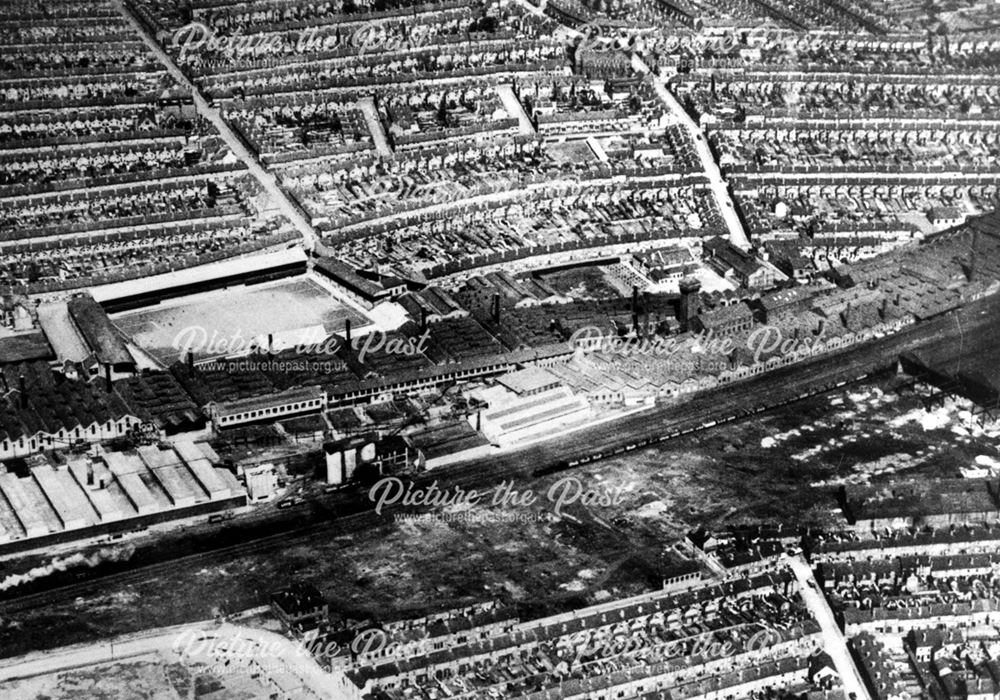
[113,276,368,365]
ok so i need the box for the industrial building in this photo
[0,440,245,550]
[473,368,592,446]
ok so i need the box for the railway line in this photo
[1,294,998,618]
[449,293,1000,481]
[0,508,383,614]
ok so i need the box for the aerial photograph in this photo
[0,0,999,698]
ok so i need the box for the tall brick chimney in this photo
[968,229,980,282]
[631,285,640,336]
[679,278,701,332]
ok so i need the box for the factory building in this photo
[208,386,327,429]
[473,368,591,446]
[0,440,245,550]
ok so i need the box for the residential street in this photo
[788,555,872,700]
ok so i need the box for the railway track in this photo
[0,509,382,614]
[2,294,998,615]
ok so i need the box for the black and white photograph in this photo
[1,0,999,698]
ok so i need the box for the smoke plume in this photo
[0,544,136,592]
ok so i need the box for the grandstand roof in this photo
[314,256,389,301]
[66,294,133,367]
[90,247,308,305]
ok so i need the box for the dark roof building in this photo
[704,237,777,288]
[314,257,392,307]
[691,302,755,335]
[66,294,134,371]
[398,286,468,325]
[0,361,138,459]
[271,582,329,633]
[758,287,818,322]
[114,371,206,434]
[0,332,53,365]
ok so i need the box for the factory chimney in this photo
[642,291,652,337]
[18,374,27,409]
[491,293,501,325]
[631,285,640,337]
[187,350,195,368]
[105,364,113,393]
[344,319,352,347]
[968,229,980,282]
[420,306,428,333]
[678,278,702,332]
[267,333,274,355]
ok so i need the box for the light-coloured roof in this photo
[496,366,561,395]
[91,247,307,304]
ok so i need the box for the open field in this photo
[534,265,623,299]
[0,654,275,700]
[112,275,368,364]
[1,372,996,658]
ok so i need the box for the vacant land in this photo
[535,266,621,299]
[1,374,996,658]
[0,654,275,699]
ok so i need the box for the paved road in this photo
[788,555,871,700]
[358,97,394,156]
[4,293,997,617]
[35,302,91,362]
[733,171,1000,183]
[114,0,319,252]
[497,85,537,135]
[635,57,750,249]
[0,618,337,699]
[0,621,199,684]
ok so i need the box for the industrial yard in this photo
[2,0,1000,696]
[2,371,994,659]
